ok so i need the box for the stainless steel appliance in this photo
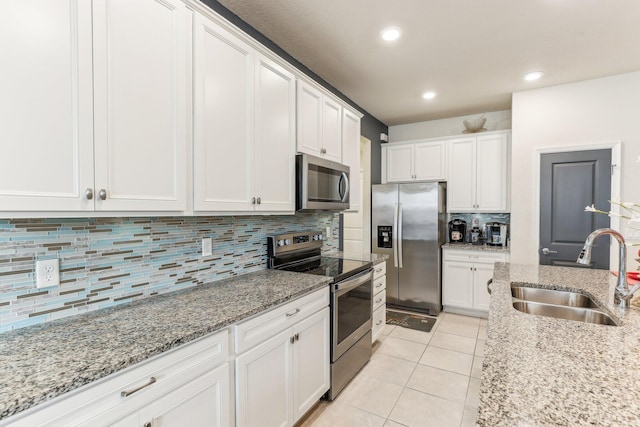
[372,183,446,315]
[267,231,373,400]
[296,154,350,211]
[486,222,508,247]
[448,218,467,243]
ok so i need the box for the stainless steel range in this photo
[268,230,373,400]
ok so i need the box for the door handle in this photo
[338,172,349,202]
[393,203,399,268]
[398,203,403,269]
[541,248,558,255]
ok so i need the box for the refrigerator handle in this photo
[398,203,403,268]
[393,203,399,268]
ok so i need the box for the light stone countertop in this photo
[0,269,332,421]
[441,242,510,253]
[477,263,640,426]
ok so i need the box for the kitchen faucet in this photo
[576,228,640,309]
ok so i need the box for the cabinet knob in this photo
[295,333,300,341]
[98,189,107,200]
[256,197,261,205]
[251,197,256,204]
[290,336,295,344]
[84,188,94,200]
[144,423,152,427]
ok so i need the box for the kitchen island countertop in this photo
[478,263,640,426]
[0,269,331,420]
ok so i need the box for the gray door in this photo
[539,149,611,268]
[398,182,441,313]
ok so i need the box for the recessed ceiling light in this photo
[422,91,437,100]
[523,71,544,81]
[380,26,402,41]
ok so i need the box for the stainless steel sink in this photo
[510,285,619,326]
[511,286,599,308]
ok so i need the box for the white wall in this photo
[389,110,512,141]
[511,71,640,270]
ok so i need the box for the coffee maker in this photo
[486,222,508,247]
[448,219,467,243]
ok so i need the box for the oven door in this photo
[331,268,373,361]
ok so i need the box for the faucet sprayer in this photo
[576,228,640,308]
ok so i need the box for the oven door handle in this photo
[333,269,373,295]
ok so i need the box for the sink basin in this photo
[510,285,619,326]
[512,301,619,326]
[511,286,599,308]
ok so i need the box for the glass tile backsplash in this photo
[0,213,338,332]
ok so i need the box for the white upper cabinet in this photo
[341,108,362,212]
[384,140,446,183]
[193,13,295,213]
[92,0,187,211]
[447,132,510,212]
[0,0,94,211]
[297,80,342,162]
[0,0,188,214]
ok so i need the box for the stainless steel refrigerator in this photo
[372,182,446,315]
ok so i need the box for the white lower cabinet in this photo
[3,329,231,427]
[442,248,509,316]
[372,262,387,342]
[236,288,330,427]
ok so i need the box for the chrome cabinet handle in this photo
[375,298,383,304]
[286,308,300,317]
[376,320,383,326]
[144,423,151,427]
[98,189,107,200]
[85,188,93,200]
[487,278,493,295]
[295,333,299,341]
[541,247,558,255]
[256,197,261,205]
[290,336,295,344]
[375,282,384,288]
[375,268,383,273]
[251,197,256,204]
[121,377,156,398]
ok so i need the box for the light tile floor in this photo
[298,312,487,427]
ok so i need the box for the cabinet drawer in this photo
[373,275,386,294]
[373,262,386,279]
[443,249,507,264]
[373,289,386,312]
[5,329,230,427]
[234,286,329,354]
[372,306,386,341]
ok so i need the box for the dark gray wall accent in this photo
[200,0,387,183]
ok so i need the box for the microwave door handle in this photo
[393,203,399,268]
[338,172,349,203]
[398,203,403,268]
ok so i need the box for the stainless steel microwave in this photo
[296,154,350,211]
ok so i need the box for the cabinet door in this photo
[386,145,414,182]
[447,137,476,212]
[92,0,187,211]
[473,263,495,312]
[292,308,330,422]
[136,364,231,427]
[236,329,292,427]
[322,97,342,162]
[192,13,253,212]
[442,260,474,309]
[0,0,94,211]
[414,141,446,181]
[475,133,509,212]
[253,55,296,212]
[342,109,361,212]
[297,81,323,157]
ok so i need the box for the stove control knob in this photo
[277,239,285,246]
[285,239,291,245]
[318,234,323,240]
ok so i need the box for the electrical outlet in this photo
[202,237,212,257]
[326,226,331,237]
[36,259,60,288]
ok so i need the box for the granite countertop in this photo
[441,242,510,253]
[0,269,332,421]
[477,263,640,426]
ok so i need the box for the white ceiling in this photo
[215,0,640,126]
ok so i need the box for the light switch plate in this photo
[36,259,60,288]
[202,237,212,257]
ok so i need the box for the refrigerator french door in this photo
[372,182,446,315]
